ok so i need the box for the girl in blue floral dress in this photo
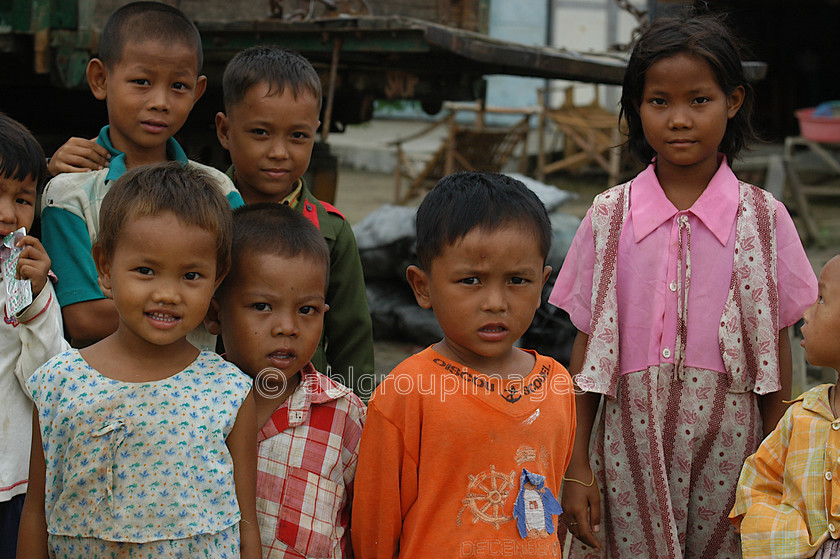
[18,163,260,558]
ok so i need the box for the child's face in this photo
[802,256,840,370]
[213,251,327,385]
[96,211,221,348]
[408,225,550,373]
[0,172,36,236]
[216,83,320,204]
[89,39,206,165]
[638,52,743,178]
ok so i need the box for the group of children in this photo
[1,1,839,558]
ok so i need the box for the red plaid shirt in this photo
[257,363,366,558]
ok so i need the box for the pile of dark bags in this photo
[352,174,581,366]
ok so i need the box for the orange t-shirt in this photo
[352,347,576,559]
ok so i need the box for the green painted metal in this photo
[50,0,78,29]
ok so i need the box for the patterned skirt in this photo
[565,364,762,559]
[47,523,240,559]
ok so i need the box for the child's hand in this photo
[16,236,51,297]
[48,137,110,175]
[561,466,602,550]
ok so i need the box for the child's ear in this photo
[727,85,746,119]
[406,265,432,309]
[541,265,552,287]
[91,243,113,299]
[204,297,222,336]
[192,75,207,106]
[86,58,108,101]
[215,112,231,150]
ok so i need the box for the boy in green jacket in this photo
[215,46,374,397]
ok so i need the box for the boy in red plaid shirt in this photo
[207,203,366,558]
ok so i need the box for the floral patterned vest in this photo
[576,180,780,398]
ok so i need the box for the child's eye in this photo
[249,128,269,137]
[184,272,201,281]
[510,277,529,285]
[299,305,316,315]
[459,277,480,285]
[291,131,310,140]
[693,96,710,104]
[16,197,32,206]
[649,98,666,106]
[135,267,154,276]
[131,78,150,86]
[252,302,271,312]
[172,82,189,91]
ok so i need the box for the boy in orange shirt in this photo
[352,172,576,559]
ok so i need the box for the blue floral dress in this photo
[26,349,252,558]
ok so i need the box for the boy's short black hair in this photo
[0,112,47,192]
[98,1,203,72]
[218,203,330,296]
[414,172,552,271]
[97,162,232,277]
[222,46,322,113]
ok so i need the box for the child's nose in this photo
[480,286,507,313]
[147,86,170,112]
[151,279,181,304]
[0,197,15,225]
[271,315,298,337]
[668,106,690,129]
[803,300,817,323]
[267,139,289,160]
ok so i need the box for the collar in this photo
[630,155,740,245]
[799,383,838,422]
[257,362,353,441]
[224,165,303,208]
[97,125,188,182]
[279,180,303,208]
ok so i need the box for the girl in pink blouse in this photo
[551,13,817,559]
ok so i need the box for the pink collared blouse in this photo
[550,159,817,375]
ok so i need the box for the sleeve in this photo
[731,405,791,520]
[730,405,813,558]
[40,205,105,307]
[775,200,817,328]
[189,161,245,210]
[351,399,415,559]
[323,220,375,395]
[14,282,71,395]
[226,191,245,210]
[548,208,596,333]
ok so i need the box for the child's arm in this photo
[41,198,119,344]
[17,408,49,559]
[47,136,110,175]
[61,300,120,344]
[759,327,792,436]
[560,331,602,550]
[226,389,260,559]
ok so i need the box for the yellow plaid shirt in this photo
[731,383,840,559]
